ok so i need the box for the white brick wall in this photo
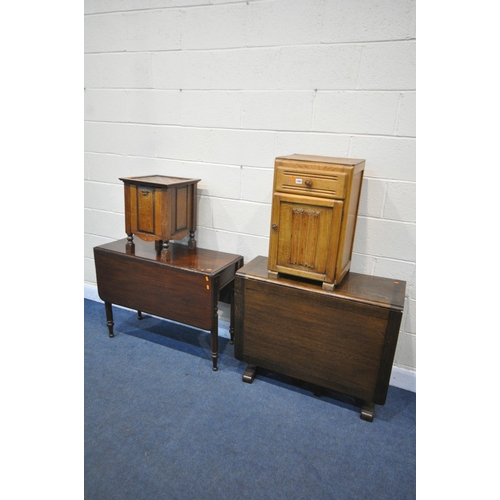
[84,0,416,375]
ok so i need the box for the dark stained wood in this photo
[234,256,406,421]
[94,238,243,371]
[242,364,258,383]
[239,256,405,311]
[104,302,114,338]
[360,402,375,422]
[96,237,242,279]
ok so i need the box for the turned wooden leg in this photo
[160,240,170,261]
[126,233,134,245]
[360,401,375,422]
[242,364,258,383]
[188,230,196,250]
[104,302,114,338]
[229,281,235,345]
[125,242,135,255]
[211,303,219,371]
[137,311,143,320]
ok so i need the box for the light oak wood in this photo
[268,155,364,288]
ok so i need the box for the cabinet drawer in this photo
[275,167,347,199]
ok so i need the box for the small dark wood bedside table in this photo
[234,256,406,421]
[94,238,243,371]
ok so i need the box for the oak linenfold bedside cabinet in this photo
[234,256,406,421]
[268,155,365,290]
[120,175,201,253]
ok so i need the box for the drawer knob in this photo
[272,223,278,230]
[305,180,312,187]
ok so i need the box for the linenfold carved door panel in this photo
[267,155,365,289]
[269,193,344,283]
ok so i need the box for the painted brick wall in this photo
[84,0,416,374]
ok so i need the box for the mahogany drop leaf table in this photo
[94,238,243,371]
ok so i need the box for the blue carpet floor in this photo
[85,299,416,500]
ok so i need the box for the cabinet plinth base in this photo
[268,269,337,291]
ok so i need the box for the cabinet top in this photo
[237,256,406,311]
[119,175,201,187]
[276,154,365,167]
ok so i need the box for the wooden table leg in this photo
[242,364,258,383]
[211,302,219,371]
[360,401,375,422]
[229,281,235,345]
[104,302,114,338]
[188,230,196,250]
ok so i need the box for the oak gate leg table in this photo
[94,238,244,371]
[234,256,406,421]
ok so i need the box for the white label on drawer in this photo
[295,178,303,185]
